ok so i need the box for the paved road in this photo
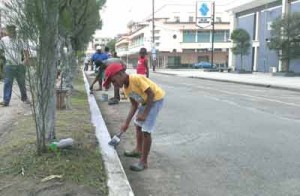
[99,72,300,196]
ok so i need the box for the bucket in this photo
[101,93,108,101]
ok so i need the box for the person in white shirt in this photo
[0,25,29,107]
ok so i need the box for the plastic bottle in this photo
[50,138,74,150]
[56,138,74,148]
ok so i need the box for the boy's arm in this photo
[121,97,139,132]
[136,87,154,121]
[145,59,149,78]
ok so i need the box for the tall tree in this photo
[106,39,116,53]
[4,0,59,154]
[59,0,106,90]
[268,12,300,72]
[231,28,251,71]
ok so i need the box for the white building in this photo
[115,4,231,68]
[86,30,112,56]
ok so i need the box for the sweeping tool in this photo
[108,132,123,147]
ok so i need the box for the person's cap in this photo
[103,63,125,88]
[96,46,101,50]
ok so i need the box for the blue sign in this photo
[199,3,209,16]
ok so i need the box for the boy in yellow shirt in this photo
[103,63,165,171]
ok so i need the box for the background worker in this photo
[90,46,109,91]
[136,47,149,78]
[0,25,30,107]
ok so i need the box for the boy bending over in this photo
[103,63,165,171]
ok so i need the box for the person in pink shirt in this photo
[136,47,149,78]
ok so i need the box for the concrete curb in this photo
[155,72,300,92]
[82,71,134,196]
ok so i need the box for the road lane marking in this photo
[180,83,300,108]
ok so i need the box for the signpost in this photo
[196,1,213,28]
[195,1,215,66]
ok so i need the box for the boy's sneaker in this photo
[108,98,119,105]
[124,149,142,158]
[0,101,8,107]
[129,162,148,172]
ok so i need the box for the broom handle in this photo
[116,131,123,137]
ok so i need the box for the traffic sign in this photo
[196,1,214,28]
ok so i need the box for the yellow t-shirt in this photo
[123,74,165,104]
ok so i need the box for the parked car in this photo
[192,61,215,69]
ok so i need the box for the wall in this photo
[236,14,255,71]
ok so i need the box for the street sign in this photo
[196,1,214,28]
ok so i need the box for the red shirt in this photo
[136,56,147,75]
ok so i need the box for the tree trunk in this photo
[240,54,243,71]
[64,40,77,90]
[34,0,59,154]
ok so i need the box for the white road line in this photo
[181,82,300,108]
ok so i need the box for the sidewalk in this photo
[83,71,134,196]
[0,81,31,138]
[155,69,300,92]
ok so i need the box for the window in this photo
[214,30,230,42]
[183,49,195,53]
[214,31,225,42]
[183,30,196,43]
[168,56,181,68]
[214,48,222,52]
[197,31,210,43]
[174,16,180,22]
[189,16,194,22]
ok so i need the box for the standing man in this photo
[83,55,90,71]
[136,47,149,78]
[0,25,29,107]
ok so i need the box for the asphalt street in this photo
[98,72,300,196]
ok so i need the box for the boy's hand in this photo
[121,123,129,132]
[136,114,146,121]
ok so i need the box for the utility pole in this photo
[152,0,154,44]
[211,2,215,67]
[152,0,156,71]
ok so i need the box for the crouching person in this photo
[103,63,165,171]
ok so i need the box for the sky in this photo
[99,0,253,37]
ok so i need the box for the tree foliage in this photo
[231,28,251,70]
[106,39,116,53]
[58,0,106,90]
[2,0,106,154]
[268,12,300,72]
[59,0,106,51]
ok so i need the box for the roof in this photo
[226,0,277,13]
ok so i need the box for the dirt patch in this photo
[0,76,108,196]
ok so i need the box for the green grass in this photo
[0,74,108,195]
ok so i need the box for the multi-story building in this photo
[116,4,231,68]
[86,30,112,56]
[228,0,300,73]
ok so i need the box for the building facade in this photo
[86,30,112,56]
[228,0,300,73]
[115,4,231,68]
